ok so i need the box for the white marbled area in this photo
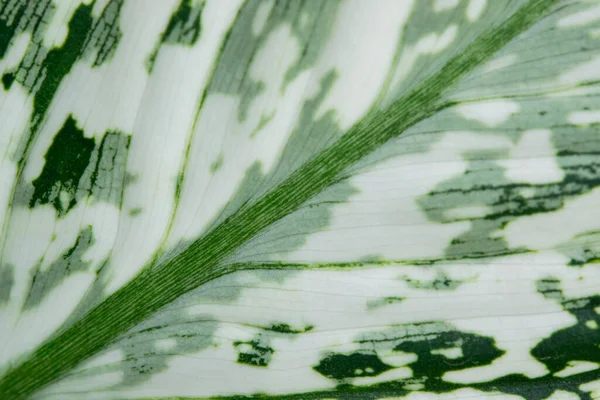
[467,0,487,22]
[38,251,600,399]
[557,4,600,28]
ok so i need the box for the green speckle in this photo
[129,207,142,217]
[366,296,404,310]
[29,116,95,215]
[210,153,224,174]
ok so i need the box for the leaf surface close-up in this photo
[1,0,600,399]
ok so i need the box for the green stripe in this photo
[0,0,559,397]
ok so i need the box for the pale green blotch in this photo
[418,149,516,259]
[23,226,94,310]
[383,0,516,102]
[257,70,340,190]
[366,297,404,311]
[0,0,54,93]
[129,207,142,217]
[207,0,340,122]
[28,116,95,216]
[210,153,224,173]
[249,112,274,139]
[231,179,357,263]
[82,0,125,67]
[68,311,219,387]
[115,316,218,386]
[0,264,14,304]
[84,131,131,206]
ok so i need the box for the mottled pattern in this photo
[1,0,600,399]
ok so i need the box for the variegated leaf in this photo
[1,0,600,399]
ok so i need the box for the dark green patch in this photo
[1,71,14,90]
[267,323,313,334]
[532,282,600,375]
[29,116,95,215]
[314,352,393,380]
[162,0,204,46]
[30,4,93,133]
[393,327,503,385]
[234,337,274,367]
[249,113,274,139]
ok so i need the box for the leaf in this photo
[1,0,600,399]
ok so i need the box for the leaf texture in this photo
[1,0,600,399]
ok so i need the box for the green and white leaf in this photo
[1,0,600,398]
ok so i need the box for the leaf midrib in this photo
[0,0,558,397]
